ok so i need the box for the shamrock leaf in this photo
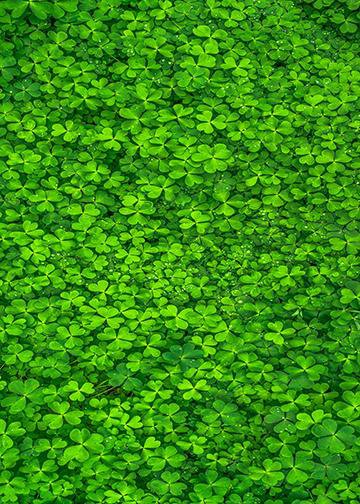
[312,419,356,453]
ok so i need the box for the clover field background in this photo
[0,0,359,503]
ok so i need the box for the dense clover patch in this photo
[0,0,359,503]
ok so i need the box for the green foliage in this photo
[0,0,359,502]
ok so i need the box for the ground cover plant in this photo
[0,0,359,502]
